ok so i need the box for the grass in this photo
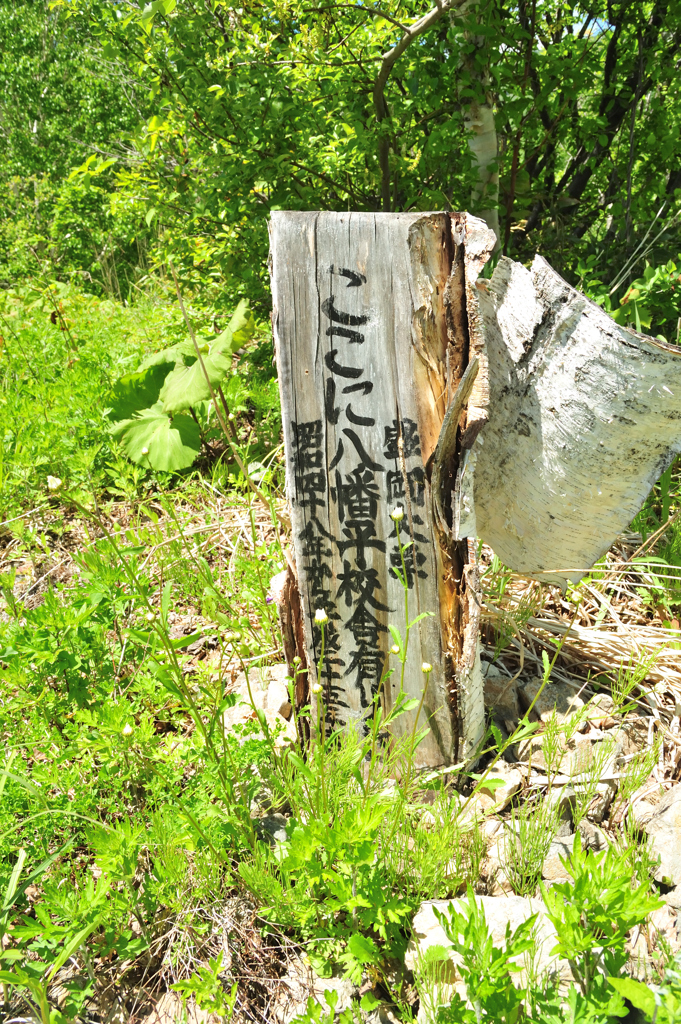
[0,279,680,1023]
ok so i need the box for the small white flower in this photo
[390,644,400,655]
[390,506,404,522]
[314,608,328,625]
[421,662,433,674]
[141,446,149,455]
[47,476,62,491]
[122,723,133,736]
[311,682,323,695]
[145,611,156,622]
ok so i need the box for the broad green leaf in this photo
[607,977,655,1016]
[107,362,173,423]
[112,403,200,471]
[138,339,200,372]
[160,301,255,415]
[160,352,228,415]
[216,299,255,351]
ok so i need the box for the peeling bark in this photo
[467,254,681,586]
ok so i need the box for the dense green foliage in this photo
[1,0,679,320]
[2,0,681,1020]
[0,0,146,291]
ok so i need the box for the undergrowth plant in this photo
[413,835,663,1024]
[0,279,676,1022]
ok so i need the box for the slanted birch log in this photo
[269,211,495,766]
[467,255,681,587]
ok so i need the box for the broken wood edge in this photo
[269,545,310,745]
[427,213,495,765]
[431,356,480,545]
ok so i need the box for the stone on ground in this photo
[636,784,681,886]
[474,763,523,813]
[483,662,519,720]
[542,836,576,883]
[223,662,297,744]
[518,678,584,724]
[274,958,358,1024]
[405,895,573,1000]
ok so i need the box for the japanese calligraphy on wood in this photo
[270,211,496,766]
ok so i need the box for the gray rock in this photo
[405,895,574,999]
[664,886,681,911]
[547,784,576,825]
[255,813,288,845]
[578,819,608,852]
[542,836,576,883]
[475,763,523,813]
[613,716,651,758]
[639,784,681,886]
[586,780,617,824]
[223,663,297,745]
[483,662,519,719]
[555,817,574,838]
[274,959,358,1024]
[516,731,547,768]
[585,692,618,729]
[518,678,584,724]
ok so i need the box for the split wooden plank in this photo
[269,211,495,765]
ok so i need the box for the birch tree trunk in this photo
[461,8,500,246]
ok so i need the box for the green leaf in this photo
[161,580,172,624]
[138,340,199,372]
[215,299,255,352]
[46,912,106,983]
[407,611,435,628]
[397,697,420,712]
[112,403,200,471]
[107,362,173,423]
[607,977,655,1016]
[359,992,382,1011]
[347,933,379,965]
[160,301,255,415]
[474,775,507,797]
[388,624,403,649]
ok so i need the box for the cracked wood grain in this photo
[269,211,493,765]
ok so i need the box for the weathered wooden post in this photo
[269,211,496,766]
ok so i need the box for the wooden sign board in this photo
[269,211,495,766]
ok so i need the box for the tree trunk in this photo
[465,96,500,245]
[461,13,500,246]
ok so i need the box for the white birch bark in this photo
[459,9,500,247]
[462,254,681,586]
[465,97,500,246]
